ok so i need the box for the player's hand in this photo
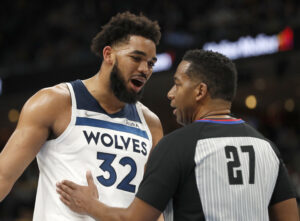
[56,170,99,214]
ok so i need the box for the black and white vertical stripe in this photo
[163,199,174,221]
[194,137,279,221]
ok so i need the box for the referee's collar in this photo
[195,118,244,124]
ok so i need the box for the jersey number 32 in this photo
[96,152,137,193]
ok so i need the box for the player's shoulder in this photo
[38,83,69,97]
[17,83,71,126]
[24,83,71,111]
[33,83,70,102]
[137,102,161,125]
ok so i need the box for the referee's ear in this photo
[195,82,208,102]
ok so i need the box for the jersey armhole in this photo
[136,102,153,147]
[48,83,77,145]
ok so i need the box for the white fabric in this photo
[33,83,152,220]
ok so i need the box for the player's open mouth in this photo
[130,76,146,92]
[131,79,144,87]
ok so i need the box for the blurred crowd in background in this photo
[0,0,300,220]
[1,0,300,73]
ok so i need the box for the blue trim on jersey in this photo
[196,119,245,124]
[76,117,149,139]
[70,80,141,123]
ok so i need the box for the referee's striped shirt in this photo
[136,118,296,221]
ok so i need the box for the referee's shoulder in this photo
[160,122,199,143]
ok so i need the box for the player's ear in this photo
[195,82,208,101]
[102,46,115,65]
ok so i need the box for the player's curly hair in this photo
[91,11,161,57]
[183,49,238,102]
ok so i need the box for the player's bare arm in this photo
[57,171,161,221]
[0,83,71,201]
[139,102,163,150]
[269,198,299,221]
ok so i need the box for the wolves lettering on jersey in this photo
[76,115,148,139]
[82,130,148,156]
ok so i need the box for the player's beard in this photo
[110,63,144,104]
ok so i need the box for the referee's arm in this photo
[268,157,299,221]
[269,198,299,221]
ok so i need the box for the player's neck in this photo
[83,73,126,114]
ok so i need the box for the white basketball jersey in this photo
[33,80,152,220]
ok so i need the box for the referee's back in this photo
[137,118,296,221]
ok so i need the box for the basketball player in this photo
[57,49,299,221]
[0,12,164,220]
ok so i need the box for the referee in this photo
[57,49,299,221]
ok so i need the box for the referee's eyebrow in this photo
[131,50,157,62]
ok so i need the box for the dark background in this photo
[0,0,300,220]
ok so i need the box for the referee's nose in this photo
[167,85,175,101]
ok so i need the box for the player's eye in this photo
[148,61,155,68]
[131,56,141,62]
